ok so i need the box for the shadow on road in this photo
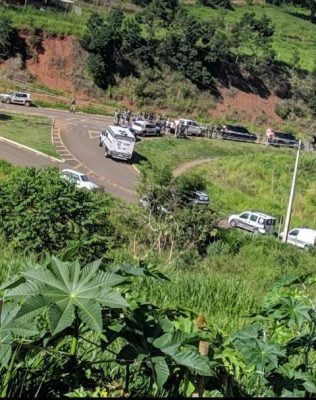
[0,113,13,121]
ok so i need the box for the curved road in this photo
[0,104,138,202]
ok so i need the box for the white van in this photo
[228,211,276,235]
[131,120,158,136]
[279,228,316,250]
[99,125,135,161]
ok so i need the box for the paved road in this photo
[0,104,138,202]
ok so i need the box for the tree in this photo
[81,11,124,88]
[0,16,16,60]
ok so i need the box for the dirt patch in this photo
[27,35,77,94]
[210,87,282,124]
[173,158,214,177]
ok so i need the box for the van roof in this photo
[107,125,135,139]
[291,228,316,235]
[248,211,276,219]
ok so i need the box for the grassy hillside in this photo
[1,3,316,70]
[135,137,316,228]
[185,4,316,71]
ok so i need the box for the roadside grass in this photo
[184,4,316,71]
[0,112,59,158]
[190,151,316,228]
[131,231,316,333]
[135,136,292,169]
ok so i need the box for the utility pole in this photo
[282,140,301,243]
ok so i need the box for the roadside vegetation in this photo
[0,161,314,396]
[0,112,59,157]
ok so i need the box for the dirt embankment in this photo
[0,34,281,122]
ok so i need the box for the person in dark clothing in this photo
[70,97,77,113]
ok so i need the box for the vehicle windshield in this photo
[275,132,296,140]
[80,175,90,182]
[226,125,249,133]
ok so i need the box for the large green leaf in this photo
[97,290,128,309]
[272,297,311,329]
[152,356,170,389]
[5,281,44,299]
[237,339,285,372]
[15,295,49,321]
[3,257,128,335]
[76,299,102,332]
[171,347,215,376]
[48,302,75,335]
[0,303,38,367]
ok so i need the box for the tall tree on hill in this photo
[81,10,124,88]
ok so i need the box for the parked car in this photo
[267,131,302,149]
[228,211,276,235]
[176,119,206,136]
[279,228,316,250]
[183,190,209,206]
[219,125,257,143]
[131,120,160,136]
[61,169,98,190]
[0,92,32,106]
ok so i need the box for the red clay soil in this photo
[27,35,77,95]
[211,87,282,123]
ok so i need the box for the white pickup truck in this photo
[99,125,135,161]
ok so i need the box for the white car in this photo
[131,120,159,136]
[279,228,316,250]
[0,92,32,106]
[228,211,276,235]
[61,169,98,191]
[175,119,206,136]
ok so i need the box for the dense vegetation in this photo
[0,159,314,397]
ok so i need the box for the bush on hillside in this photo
[0,167,115,261]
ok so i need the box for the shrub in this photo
[0,167,115,261]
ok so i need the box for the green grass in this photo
[131,231,316,333]
[190,151,316,228]
[185,4,316,71]
[0,112,59,158]
[0,4,95,37]
[135,136,294,170]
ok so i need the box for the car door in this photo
[249,213,259,232]
[238,212,250,230]
[287,229,300,246]
[14,93,24,104]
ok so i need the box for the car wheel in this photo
[304,245,311,251]
[24,101,31,107]
[104,148,109,158]
[253,228,259,235]
[5,98,11,104]
[99,140,103,147]
[230,219,237,228]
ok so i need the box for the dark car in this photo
[267,132,302,149]
[219,125,257,143]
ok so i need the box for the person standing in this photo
[70,97,76,113]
